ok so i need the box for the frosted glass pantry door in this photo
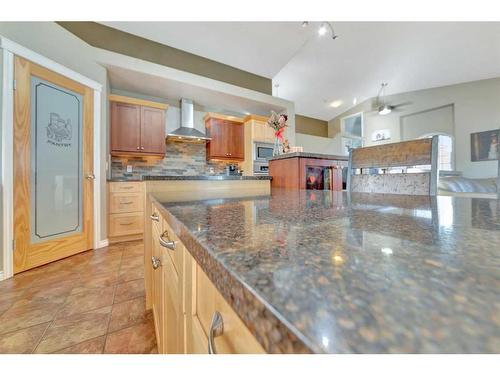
[30,77,83,243]
[13,56,93,273]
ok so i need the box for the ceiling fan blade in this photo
[391,101,412,108]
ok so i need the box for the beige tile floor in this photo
[0,240,157,354]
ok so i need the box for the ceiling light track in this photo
[301,21,339,40]
[318,22,339,39]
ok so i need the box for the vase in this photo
[273,137,283,156]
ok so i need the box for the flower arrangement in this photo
[267,111,289,155]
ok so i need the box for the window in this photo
[341,112,363,155]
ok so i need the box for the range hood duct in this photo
[167,98,211,142]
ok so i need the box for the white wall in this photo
[295,133,343,155]
[329,77,500,178]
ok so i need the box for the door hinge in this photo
[13,79,16,91]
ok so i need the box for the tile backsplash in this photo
[111,141,239,179]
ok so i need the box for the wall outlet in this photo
[126,165,133,173]
[209,167,215,175]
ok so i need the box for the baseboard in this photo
[96,239,109,249]
[109,234,143,244]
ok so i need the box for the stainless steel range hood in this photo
[166,98,211,142]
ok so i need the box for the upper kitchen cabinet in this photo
[244,114,275,144]
[110,95,168,157]
[205,113,244,161]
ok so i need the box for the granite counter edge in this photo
[149,194,316,354]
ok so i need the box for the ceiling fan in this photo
[369,83,411,115]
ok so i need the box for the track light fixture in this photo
[318,22,338,39]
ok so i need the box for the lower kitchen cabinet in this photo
[151,214,165,353]
[147,200,265,354]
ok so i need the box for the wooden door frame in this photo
[0,36,103,280]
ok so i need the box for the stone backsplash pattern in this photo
[111,141,240,179]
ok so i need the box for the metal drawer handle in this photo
[120,201,133,205]
[122,186,134,190]
[150,213,159,222]
[159,231,176,250]
[208,311,224,354]
[119,222,134,226]
[151,256,161,270]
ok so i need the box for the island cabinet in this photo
[147,201,265,354]
[110,95,168,157]
[205,113,244,161]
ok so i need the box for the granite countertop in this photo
[269,151,349,161]
[108,175,272,182]
[152,190,500,353]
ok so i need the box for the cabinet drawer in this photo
[109,212,144,237]
[109,193,143,214]
[109,181,143,193]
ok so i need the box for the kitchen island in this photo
[269,152,348,190]
[147,189,500,353]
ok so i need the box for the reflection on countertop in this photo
[155,189,500,353]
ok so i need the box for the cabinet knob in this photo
[159,230,176,250]
[151,256,161,270]
[208,311,224,354]
[141,146,144,150]
[150,213,159,222]
[136,146,140,150]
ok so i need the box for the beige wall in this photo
[329,77,500,178]
[295,114,328,137]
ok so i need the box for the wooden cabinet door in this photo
[185,254,215,354]
[162,249,183,353]
[141,106,166,155]
[213,290,265,354]
[151,219,165,353]
[253,120,274,143]
[206,119,228,159]
[206,119,244,160]
[111,102,141,153]
[228,122,244,160]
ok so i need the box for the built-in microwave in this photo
[253,142,274,163]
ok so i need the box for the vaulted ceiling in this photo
[100,22,500,121]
